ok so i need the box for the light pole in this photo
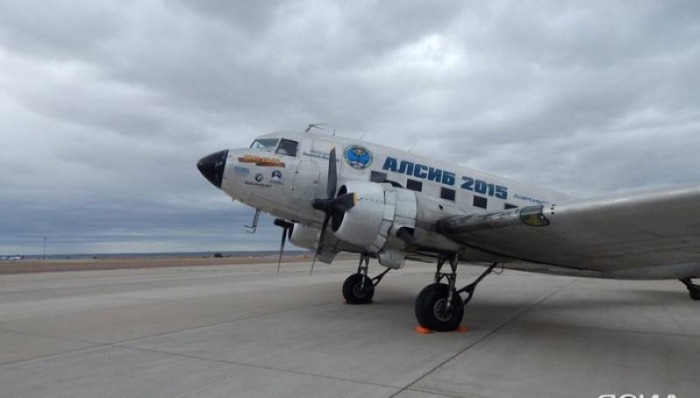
[43,237,47,261]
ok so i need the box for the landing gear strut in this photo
[680,278,700,300]
[415,253,499,332]
[342,253,390,304]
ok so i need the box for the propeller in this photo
[309,147,356,273]
[273,218,294,274]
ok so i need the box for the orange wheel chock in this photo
[415,326,432,334]
[415,325,469,334]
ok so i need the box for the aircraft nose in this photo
[197,150,229,188]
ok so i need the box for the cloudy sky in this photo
[1,0,699,255]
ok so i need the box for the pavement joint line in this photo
[0,302,339,367]
[386,278,579,398]
[0,325,103,347]
[105,343,404,391]
[110,302,339,346]
[0,342,106,368]
[402,387,470,398]
[516,319,700,339]
[3,301,337,343]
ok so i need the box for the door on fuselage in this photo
[308,138,343,198]
[290,138,321,221]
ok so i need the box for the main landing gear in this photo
[415,253,499,332]
[679,278,700,300]
[342,253,391,304]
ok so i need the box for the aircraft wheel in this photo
[415,283,464,332]
[343,274,374,304]
[690,288,700,301]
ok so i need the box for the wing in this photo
[437,186,700,278]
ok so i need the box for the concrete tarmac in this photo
[0,259,698,398]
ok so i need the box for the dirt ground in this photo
[0,254,317,275]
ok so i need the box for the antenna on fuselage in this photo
[305,123,326,133]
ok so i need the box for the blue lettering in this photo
[427,167,442,182]
[461,176,474,191]
[382,157,397,172]
[442,172,455,186]
[414,164,428,179]
[398,161,414,175]
[383,157,511,195]
[474,179,488,194]
[495,185,508,199]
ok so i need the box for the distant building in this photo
[0,255,23,261]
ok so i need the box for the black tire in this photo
[415,283,464,332]
[690,289,700,301]
[343,274,374,304]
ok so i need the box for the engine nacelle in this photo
[289,222,365,263]
[333,181,418,255]
[331,181,462,268]
[289,223,318,250]
[332,182,394,249]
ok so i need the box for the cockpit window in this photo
[276,139,299,157]
[250,138,279,151]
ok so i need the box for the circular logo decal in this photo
[254,173,264,182]
[344,145,373,170]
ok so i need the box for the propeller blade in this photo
[311,213,332,275]
[309,147,339,276]
[273,219,294,275]
[276,226,287,275]
[310,251,318,275]
[327,147,337,200]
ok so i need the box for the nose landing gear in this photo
[342,253,391,304]
[680,278,700,300]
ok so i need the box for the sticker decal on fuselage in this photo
[302,149,332,160]
[238,154,286,167]
[513,194,548,205]
[270,170,283,185]
[344,145,373,170]
[233,166,250,177]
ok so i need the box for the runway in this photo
[0,259,698,398]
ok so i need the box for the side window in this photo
[440,187,456,201]
[276,139,299,157]
[406,179,423,192]
[370,171,387,183]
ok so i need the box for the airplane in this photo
[197,129,700,331]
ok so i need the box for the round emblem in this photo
[254,173,264,182]
[344,145,373,170]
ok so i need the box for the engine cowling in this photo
[289,222,365,263]
[289,223,318,250]
[331,181,462,268]
[331,181,416,268]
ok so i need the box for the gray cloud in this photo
[1,0,699,254]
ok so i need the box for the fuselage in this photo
[207,131,572,228]
[197,131,700,281]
